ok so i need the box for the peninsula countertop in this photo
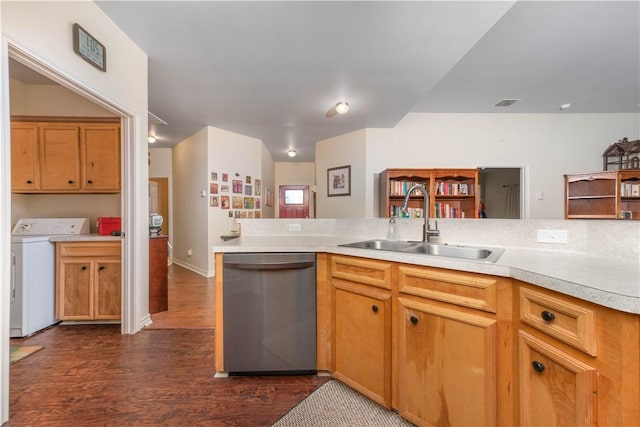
[49,234,122,242]
[213,235,640,314]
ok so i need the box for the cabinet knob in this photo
[81,265,88,271]
[540,310,555,322]
[87,180,93,184]
[68,180,74,184]
[532,361,545,373]
[99,266,105,271]
[410,315,418,325]
[26,180,33,184]
[371,305,378,313]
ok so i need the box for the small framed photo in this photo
[220,185,229,193]
[210,196,219,207]
[220,196,230,209]
[232,196,243,209]
[228,211,234,217]
[232,180,243,193]
[244,197,255,209]
[209,183,218,194]
[211,172,218,181]
[245,185,252,195]
[327,165,351,197]
[222,173,229,182]
[255,211,262,218]
[255,179,261,196]
[246,176,252,184]
[265,188,273,207]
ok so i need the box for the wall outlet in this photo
[288,223,301,232]
[536,229,568,244]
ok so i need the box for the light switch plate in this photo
[536,229,568,244]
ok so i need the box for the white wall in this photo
[1,1,149,423]
[315,129,367,218]
[149,148,173,241]
[275,162,316,217]
[366,113,640,219]
[261,143,275,218]
[206,126,265,275]
[172,128,209,276]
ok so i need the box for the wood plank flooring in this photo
[8,265,328,426]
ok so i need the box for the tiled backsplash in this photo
[238,218,640,261]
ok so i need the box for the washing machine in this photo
[11,218,90,337]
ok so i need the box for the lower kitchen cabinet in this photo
[519,330,597,426]
[56,241,121,321]
[397,297,498,426]
[331,255,393,407]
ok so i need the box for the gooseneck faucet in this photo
[401,184,440,242]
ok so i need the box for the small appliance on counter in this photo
[97,217,121,236]
[149,213,163,236]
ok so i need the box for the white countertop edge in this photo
[49,234,122,242]
[213,236,640,314]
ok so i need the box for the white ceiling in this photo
[12,1,640,162]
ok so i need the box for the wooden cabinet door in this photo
[93,258,121,320]
[519,331,598,427]
[82,125,120,191]
[57,258,93,320]
[11,123,40,192]
[398,297,498,427]
[332,281,391,407]
[39,125,81,191]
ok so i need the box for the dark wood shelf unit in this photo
[565,170,640,219]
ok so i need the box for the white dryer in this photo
[11,218,90,337]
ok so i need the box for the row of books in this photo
[388,180,427,196]
[435,182,472,196]
[433,202,467,219]
[389,205,423,218]
[621,182,640,197]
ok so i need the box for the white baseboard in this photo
[171,258,212,277]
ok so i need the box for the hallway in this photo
[7,265,327,425]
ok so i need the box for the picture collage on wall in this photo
[209,172,262,218]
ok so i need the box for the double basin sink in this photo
[338,239,504,263]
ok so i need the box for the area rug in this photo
[10,346,43,365]
[272,380,414,426]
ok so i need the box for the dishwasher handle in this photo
[224,261,315,270]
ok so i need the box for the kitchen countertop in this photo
[49,234,122,242]
[213,235,640,314]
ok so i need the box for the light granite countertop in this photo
[49,234,122,242]
[213,235,640,314]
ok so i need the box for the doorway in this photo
[279,185,310,218]
[478,167,523,219]
[149,178,169,237]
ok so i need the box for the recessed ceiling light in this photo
[147,136,157,143]
[287,149,297,157]
[559,103,572,110]
[493,99,520,107]
[335,101,349,114]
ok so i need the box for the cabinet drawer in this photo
[331,255,392,290]
[58,241,121,258]
[398,265,497,313]
[520,287,597,356]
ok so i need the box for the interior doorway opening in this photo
[478,167,523,219]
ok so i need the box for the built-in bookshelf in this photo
[564,170,640,219]
[379,168,479,219]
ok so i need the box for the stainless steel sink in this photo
[338,239,419,251]
[338,239,504,263]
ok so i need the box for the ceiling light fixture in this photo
[335,101,349,114]
[287,149,297,157]
[147,136,157,143]
[559,103,572,110]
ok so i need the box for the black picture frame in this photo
[327,165,351,197]
[73,23,107,72]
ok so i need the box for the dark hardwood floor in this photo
[8,265,327,426]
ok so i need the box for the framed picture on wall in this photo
[327,165,351,197]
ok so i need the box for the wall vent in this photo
[493,99,520,107]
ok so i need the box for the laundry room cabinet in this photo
[11,118,120,193]
[56,241,121,321]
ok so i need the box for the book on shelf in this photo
[621,181,640,197]
[389,179,427,196]
[389,205,423,218]
[434,202,466,219]
[435,181,472,196]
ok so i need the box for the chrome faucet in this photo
[401,184,439,242]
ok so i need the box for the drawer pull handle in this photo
[532,361,545,372]
[371,305,378,313]
[541,310,556,322]
[81,266,88,271]
[410,315,418,325]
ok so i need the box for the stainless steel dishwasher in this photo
[222,252,316,375]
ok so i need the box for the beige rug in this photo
[10,345,43,365]
[272,380,414,426]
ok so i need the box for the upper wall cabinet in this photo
[11,118,120,194]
